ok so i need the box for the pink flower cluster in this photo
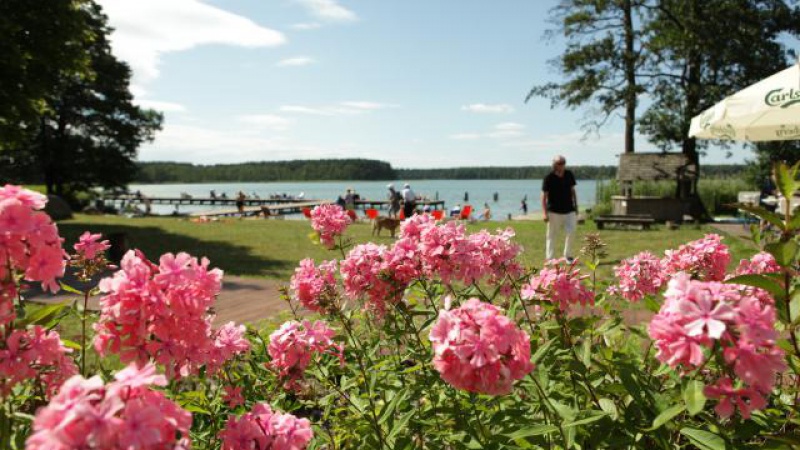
[26,363,192,450]
[310,204,351,248]
[94,250,250,379]
[429,298,533,395]
[340,243,407,315]
[662,234,730,281]
[219,402,313,450]
[0,185,65,325]
[608,251,666,302]
[290,258,338,313]
[648,273,785,418]
[73,231,110,260]
[334,215,523,315]
[268,320,343,387]
[732,251,781,277]
[727,251,781,305]
[521,259,595,311]
[0,326,77,397]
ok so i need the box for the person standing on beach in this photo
[401,183,416,218]
[541,155,577,261]
[236,191,246,216]
[387,184,401,218]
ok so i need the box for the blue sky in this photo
[97,0,753,168]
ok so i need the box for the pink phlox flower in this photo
[727,251,781,305]
[290,258,338,313]
[340,243,403,315]
[223,385,245,408]
[521,259,594,311]
[26,363,192,450]
[661,234,730,281]
[429,298,533,395]
[0,184,47,209]
[219,402,313,450]
[94,250,245,380]
[73,231,110,260]
[0,326,77,398]
[703,377,767,419]
[609,251,665,301]
[268,320,343,388]
[650,272,785,419]
[310,204,351,248]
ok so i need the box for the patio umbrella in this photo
[688,62,800,142]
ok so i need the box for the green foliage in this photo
[0,1,162,203]
[0,0,93,148]
[135,159,396,183]
[594,177,756,215]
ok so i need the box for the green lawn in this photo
[57,214,758,281]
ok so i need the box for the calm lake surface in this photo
[129,179,602,219]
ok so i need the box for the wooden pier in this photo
[190,201,328,218]
[104,195,446,216]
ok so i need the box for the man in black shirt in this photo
[541,155,577,260]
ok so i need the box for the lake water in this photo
[129,179,602,219]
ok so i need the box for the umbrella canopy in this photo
[689,62,800,142]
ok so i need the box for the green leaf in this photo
[378,390,407,425]
[181,404,211,415]
[680,428,727,450]
[505,425,559,440]
[643,295,661,313]
[17,301,70,327]
[775,161,798,201]
[598,398,618,421]
[564,410,608,428]
[649,404,685,430]
[725,274,784,301]
[386,410,415,443]
[683,380,706,416]
[61,339,82,351]
[765,241,799,267]
[531,338,554,365]
[735,204,786,231]
[59,283,84,295]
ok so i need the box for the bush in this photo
[594,177,756,216]
[4,179,800,449]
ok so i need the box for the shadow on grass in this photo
[57,221,292,278]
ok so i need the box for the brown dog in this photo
[372,216,401,238]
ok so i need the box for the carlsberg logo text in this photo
[765,88,800,108]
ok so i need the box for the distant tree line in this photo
[133,160,748,183]
[135,159,396,183]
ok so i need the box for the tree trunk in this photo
[623,0,637,153]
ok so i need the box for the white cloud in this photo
[279,102,395,116]
[139,123,354,163]
[461,103,515,114]
[449,133,482,140]
[291,22,323,30]
[494,122,525,131]
[237,114,294,131]
[276,56,316,67]
[135,100,187,113]
[295,0,357,22]
[340,101,399,110]
[97,0,286,83]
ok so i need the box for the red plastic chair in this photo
[431,210,444,220]
[302,207,312,219]
[366,208,379,220]
[460,205,472,220]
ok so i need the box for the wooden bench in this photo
[594,214,655,230]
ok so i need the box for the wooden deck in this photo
[190,201,328,217]
[105,195,318,207]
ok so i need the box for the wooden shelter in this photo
[612,152,698,222]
